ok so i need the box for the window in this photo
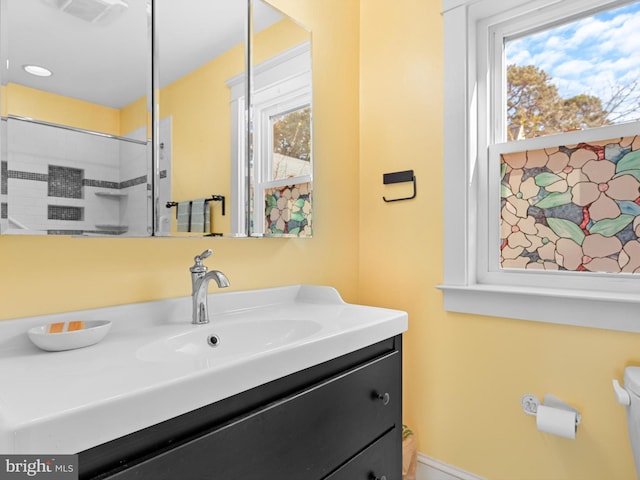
[441,0,640,332]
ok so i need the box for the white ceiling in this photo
[4,0,283,109]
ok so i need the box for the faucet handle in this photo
[195,249,212,263]
[191,249,213,273]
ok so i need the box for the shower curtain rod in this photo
[1,115,149,146]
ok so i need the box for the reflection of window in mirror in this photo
[228,41,312,237]
[261,99,312,238]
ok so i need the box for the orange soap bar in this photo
[67,321,85,332]
[48,322,65,333]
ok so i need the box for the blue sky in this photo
[506,1,640,120]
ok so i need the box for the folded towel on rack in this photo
[190,199,210,233]
[174,199,211,233]
[176,201,192,232]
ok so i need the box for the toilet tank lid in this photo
[625,367,640,395]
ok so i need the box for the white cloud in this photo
[551,59,593,77]
[601,13,640,55]
[529,48,565,72]
[508,49,533,66]
[544,35,563,50]
[564,17,606,48]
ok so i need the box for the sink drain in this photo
[207,334,221,347]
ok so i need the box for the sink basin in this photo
[137,319,322,364]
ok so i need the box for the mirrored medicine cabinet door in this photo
[0,0,312,238]
[246,0,313,238]
[157,0,313,238]
[0,0,152,236]
[155,0,247,238]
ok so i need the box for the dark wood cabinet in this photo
[325,427,401,480]
[80,336,402,480]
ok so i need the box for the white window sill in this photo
[437,284,640,333]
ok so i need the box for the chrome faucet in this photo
[190,249,230,324]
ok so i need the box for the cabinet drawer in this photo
[325,427,401,480]
[106,350,401,480]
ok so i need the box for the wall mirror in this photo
[0,0,152,236]
[0,0,312,238]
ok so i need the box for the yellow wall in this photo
[0,0,360,318]
[254,16,311,64]
[119,96,149,137]
[5,83,121,135]
[360,0,640,479]
[159,43,242,234]
[5,82,148,138]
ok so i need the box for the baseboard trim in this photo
[417,453,486,480]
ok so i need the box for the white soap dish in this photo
[28,320,112,352]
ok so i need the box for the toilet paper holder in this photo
[521,393,582,426]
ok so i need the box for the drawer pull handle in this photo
[375,392,390,406]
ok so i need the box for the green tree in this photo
[273,107,311,161]
[561,94,610,131]
[507,64,610,140]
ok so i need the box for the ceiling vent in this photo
[42,0,128,23]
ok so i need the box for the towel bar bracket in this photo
[166,195,226,216]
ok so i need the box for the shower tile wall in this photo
[4,119,149,235]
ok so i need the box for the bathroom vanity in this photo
[0,286,407,480]
[81,336,401,479]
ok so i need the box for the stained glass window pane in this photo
[500,135,640,273]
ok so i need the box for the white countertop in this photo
[0,285,407,454]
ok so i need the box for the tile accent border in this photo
[5,169,148,191]
[8,170,48,182]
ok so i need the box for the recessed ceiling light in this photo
[23,65,52,77]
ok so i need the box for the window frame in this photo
[439,0,640,333]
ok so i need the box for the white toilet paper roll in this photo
[536,405,577,439]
